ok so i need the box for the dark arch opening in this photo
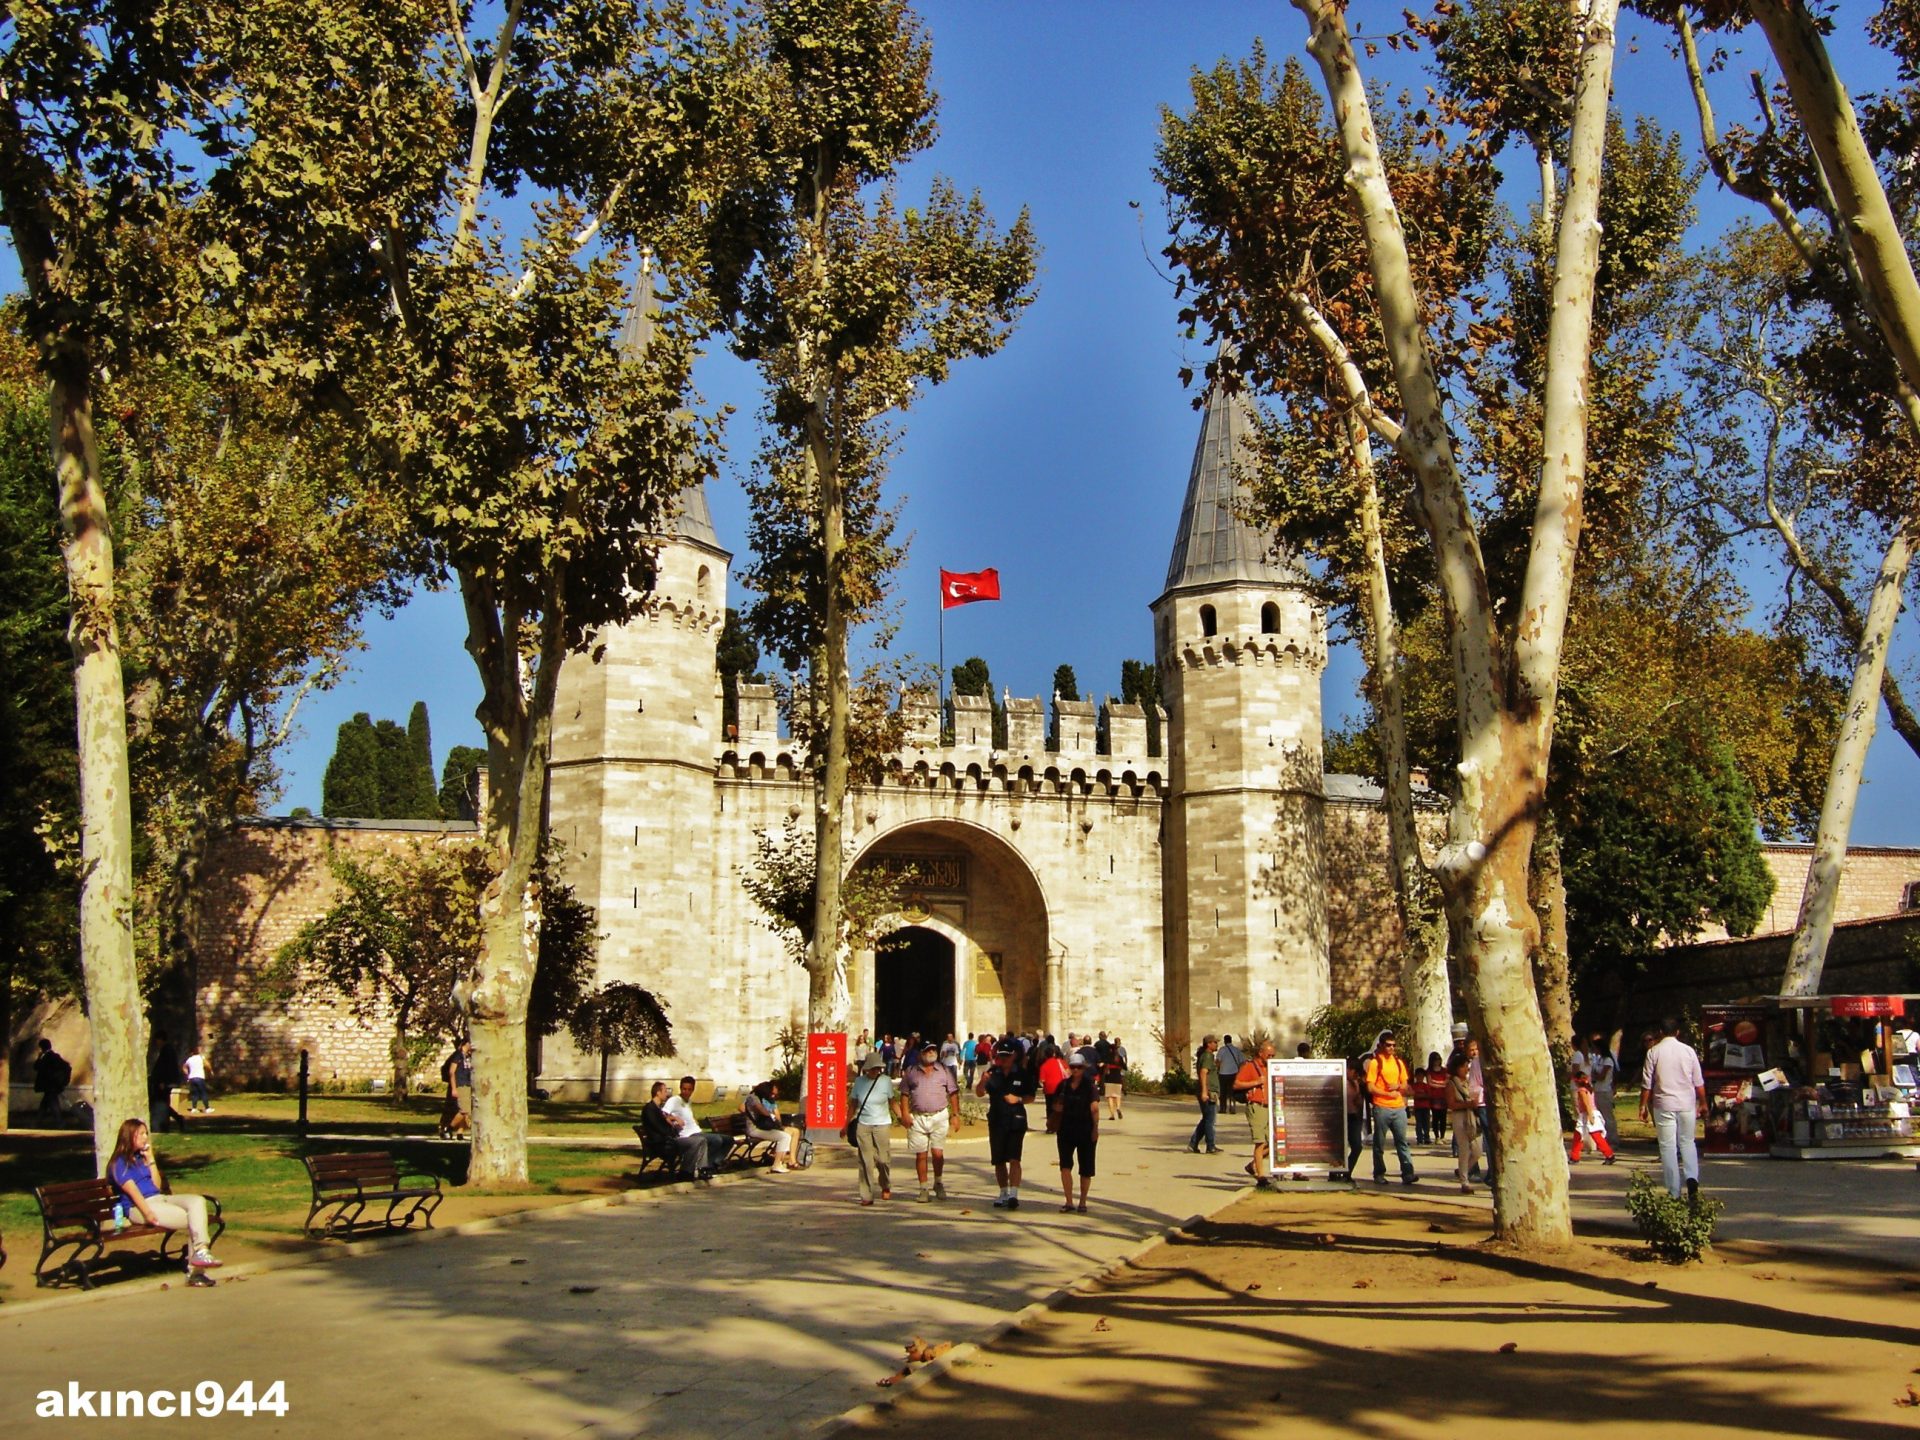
[1200,604,1218,637]
[1261,601,1280,633]
[874,926,955,1042]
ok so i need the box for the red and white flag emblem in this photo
[939,568,1001,609]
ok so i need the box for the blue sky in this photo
[95,3,1920,842]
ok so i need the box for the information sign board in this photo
[1267,1058,1348,1176]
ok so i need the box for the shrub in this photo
[1625,1170,1724,1262]
[1304,1003,1410,1063]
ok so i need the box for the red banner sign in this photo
[805,1032,847,1130]
[1830,996,1904,1018]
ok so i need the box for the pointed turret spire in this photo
[1160,366,1303,597]
[620,254,723,553]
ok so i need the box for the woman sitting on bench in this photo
[742,1081,806,1174]
[107,1118,222,1286]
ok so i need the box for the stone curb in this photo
[801,1183,1254,1439]
[0,1160,775,1318]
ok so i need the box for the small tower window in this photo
[1199,604,1218,637]
[1261,601,1280,634]
[696,564,711,599]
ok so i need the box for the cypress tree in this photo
[407,701,438,817]
[439,745,486,821]
[322,714,383,817]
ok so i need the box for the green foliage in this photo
[1306,1003,1412,1063]
[323,715,382,818]
[567,983,675,1067]
[272,840,491,1094]
[525,845,602,1048]
[1625,1170,1724,1263]
[438,746,485,823]
[718,608,763,739]
[950,655,991,697]
[323,708,442,819]
[1120,659,1163,757]
[741,826,917,963]
[0,351,80,1021]
[1052,665,1079,701]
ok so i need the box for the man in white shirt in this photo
[664,1075,732,1177]
[1639,1018,1707,1203]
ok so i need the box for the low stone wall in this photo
[1589,911,1920,1038]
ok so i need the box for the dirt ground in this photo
[867,1189,1920,1439]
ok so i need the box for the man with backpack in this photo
[1365,1030,1418,1186]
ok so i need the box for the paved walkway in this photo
[5,1104,1913,1436]
[0,1099,1253,1438]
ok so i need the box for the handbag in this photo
[846,1072,882,1147]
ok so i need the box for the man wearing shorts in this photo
[898,1041,961,1202]
[1232,1039,1276,1187]
[977,1042,1034,1210]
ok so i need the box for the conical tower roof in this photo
[1160,377,1304,597]
[620,261,724,554]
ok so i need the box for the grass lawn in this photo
[0,1090,758,1303]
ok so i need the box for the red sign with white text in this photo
[1830,996,1904,1018]
[805,1033,847,1130]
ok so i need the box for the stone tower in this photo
[1153,378,1331,1054]
[545,277,731,1093]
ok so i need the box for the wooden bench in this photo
[629,1118,752,1177]
[302,1152,443,1239]
[35,1178,225,1289]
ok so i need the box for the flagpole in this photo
[937,571,946,741]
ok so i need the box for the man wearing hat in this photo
[976,1041,1034,1210]
[898,1040,961,1202]
[847,1051,898,1206]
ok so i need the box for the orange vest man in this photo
[1364,1031,1418,1186]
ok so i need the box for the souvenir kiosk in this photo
[1764,995,1919,1160]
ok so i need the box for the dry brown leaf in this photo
[1438,1275,1458,1283]
[1352,1279,1372,1290]
[876,1369,911,1388]
[1317,1234,1338,1246]
[1246,1282,1262,1291]
[1093,1318,1112,1332]
[1498,1342,1519,1355]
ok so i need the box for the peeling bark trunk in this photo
[805,410,851,1034]
[1528,816,1575,1057]
[1749,0,1920,400]
[459,576,559,1186]
[1781,525,1914,995]
[52,366,148,1170]
[1293,0,1620,1248]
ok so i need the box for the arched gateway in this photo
[850,819,1052,1042]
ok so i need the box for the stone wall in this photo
[1694,843,1920,940]
[1586,911,1920,1042]
[192,817,479,1087]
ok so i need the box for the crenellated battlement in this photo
[719,678,1170,797]
[1166,622,1327,673]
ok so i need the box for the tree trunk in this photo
[805,410,852,1034]
[389,1030,409,1106]
[1321,308,1452,1069]
[465,721,542,1184]
[51,365,147,1171]
[1453,727,1569,1247]
[1293,0,1610,1248]
[1749,0,1920,401]
[1528,816,1575,1058]
[599,1045,611,1102]
[1781,525,1914,995]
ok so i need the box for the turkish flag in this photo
[940,568,1001,609]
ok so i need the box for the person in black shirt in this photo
[976,1043,1033,1210]
[1052,1051,1102,1212]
